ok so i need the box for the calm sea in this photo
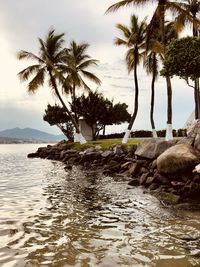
[0,144,200,267]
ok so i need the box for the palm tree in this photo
[114,15,147,143]
[144,45,160,138]
[106,0,198,141]
[17,29,87,144]
[61,41,101,124]
[144,21,178,139]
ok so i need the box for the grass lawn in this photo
[62,138,142,151]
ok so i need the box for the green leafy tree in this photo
[43,104,74,141]
[162,36,200,80]
[72,91,131,140]
[114,14,147,143]
[17,29,86,144]
[171,0,200,118]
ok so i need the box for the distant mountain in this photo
[0,127,65,142]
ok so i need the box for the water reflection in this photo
[0,145,200,267]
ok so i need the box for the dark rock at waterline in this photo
[27,152,38,158]
[79,151,101,163]
[128,179,140,186]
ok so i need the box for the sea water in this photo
[0,144,200,267]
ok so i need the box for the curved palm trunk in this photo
[150,69,158,138]
[48,70,86,144]
[122,55,139,144]
[165,75,173,141]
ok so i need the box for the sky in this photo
[0,0,195,135]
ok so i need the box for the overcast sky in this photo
[0,0,194,135]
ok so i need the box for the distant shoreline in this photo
[0,137,58,144]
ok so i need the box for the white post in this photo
[122,129,131,144]
[152,129,158,138]
[74,132,87,144]
[165,124,173,141]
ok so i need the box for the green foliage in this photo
[162,36,200,80]
[71,91,131,140]
[43,104,74,141]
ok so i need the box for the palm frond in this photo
[27,68,45,93]
[45,29,65,58]
[114,37,128,46]
[79,76,91,92]
[18,64,41,81]
[126,48,135,73]
[78,59,99,70]
[106,0,149,14]
[17,50,44,63]
[168,1,200,31]
[81,70,101,85]
[116,24,131,39]
[144,52,159,78]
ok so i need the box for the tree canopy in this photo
[71,91,131,140]
[162,36,200,80]
[43,104,74,141]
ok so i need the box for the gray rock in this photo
[139,173,149,185]
[113,145,123,155]
[149,183,159,190]
[145,176,156,186]
[84,147,96,154]
[135,139,177,159]
[80,152,101,163]
[121,161,132,169]
[128,162,142,176]
[101,150,113,158]
[157,143,199,174]
[194,133,200,152]
[154,172,169,185]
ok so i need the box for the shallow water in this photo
[0,144,200,267]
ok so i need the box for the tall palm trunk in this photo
[194,79,200,118]
[159,0,173,140]
[48,70,86,143]
[122,51,139,143]
[150,63,158,138]
[165,75,173,140]
[72,83,79,124]
[193,17,200,119]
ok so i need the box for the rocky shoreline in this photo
[28,122,200,209]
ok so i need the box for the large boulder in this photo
[135,139,177,159]
[178,119,200,151]
[157,143,199,174]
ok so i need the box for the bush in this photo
[99,128,187,139]
[131,130,152,138]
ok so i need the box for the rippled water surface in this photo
[0,144,200,267]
